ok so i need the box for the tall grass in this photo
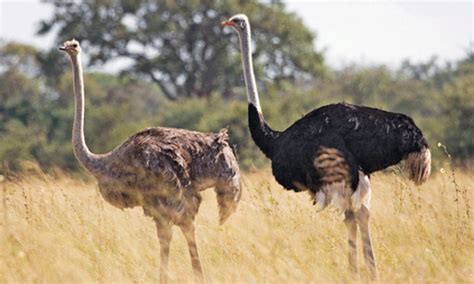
[0,169,472,283]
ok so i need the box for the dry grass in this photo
[0,168,472,283]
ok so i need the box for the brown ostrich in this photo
[60,39,241,283]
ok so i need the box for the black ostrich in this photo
[223,14,431,278]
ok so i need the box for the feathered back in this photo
[98,126,241,225]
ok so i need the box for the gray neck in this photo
[239,26,262,113]
[70,54,105,175]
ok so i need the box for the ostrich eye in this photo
[238,21,246,29]
[72,44,78,48]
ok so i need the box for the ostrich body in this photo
[224,15,431,278]
[60,40,241,283]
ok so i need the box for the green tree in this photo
[439,64,474,164]
[38,0,324,100]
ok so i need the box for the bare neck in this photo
[69,54,106,175]
[239,27,262,113]
[238,25,279,157]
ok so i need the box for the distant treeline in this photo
[0,40,472,173]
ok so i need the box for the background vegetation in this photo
[0,38,472,172]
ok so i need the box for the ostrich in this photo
[223,15,431,278]
[59,40,241,283]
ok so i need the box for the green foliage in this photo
[439,72,474,164]
[0,120,36,171]
[0,39,473,173]
[37,0,324,100]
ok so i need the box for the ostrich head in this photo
[222,14,249,33]
[59,39,81,56]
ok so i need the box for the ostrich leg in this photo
[344,210,358,274]
[180,221,204,283]
[355,206,378,280]
[155,219,173,284]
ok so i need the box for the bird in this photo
[223,14,431,279]
[59,39,241,283]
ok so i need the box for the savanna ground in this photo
[0,165,472,283]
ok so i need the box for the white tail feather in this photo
[405,147,431,185]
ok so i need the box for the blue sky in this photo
[1,0,472,68]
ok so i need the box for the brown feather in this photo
[95,127,241,225]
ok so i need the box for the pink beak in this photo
[221,21,234,27]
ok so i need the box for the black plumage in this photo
[225,13,431,278]
[248,102,430,193]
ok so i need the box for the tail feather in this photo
[405,147,431,185]
[215,172,241,225]
[216,184,241,225]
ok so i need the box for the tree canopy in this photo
[38,0,325,100]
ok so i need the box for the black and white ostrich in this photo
[223,14,431,278]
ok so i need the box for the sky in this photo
[284,1,473,66]
[0,0,472,69]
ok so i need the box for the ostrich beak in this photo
[59,45,67,51]
[222,21,233,27]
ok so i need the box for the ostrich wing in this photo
[113,128,197,193]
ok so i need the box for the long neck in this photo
[239,25,279,158]
[240,27,262,113]
[70,54,106,174]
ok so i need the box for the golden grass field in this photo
[0,166,472,283]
